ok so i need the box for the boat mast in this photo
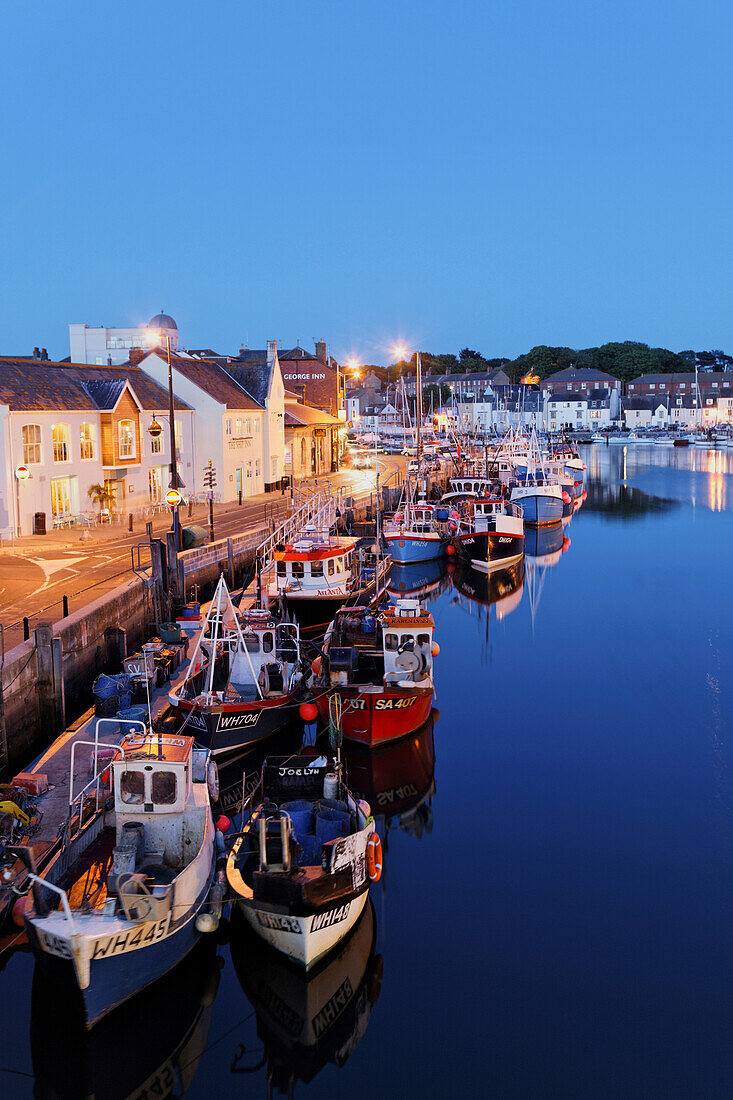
[416,351,423,493]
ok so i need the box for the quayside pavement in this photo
[0,459,404,651]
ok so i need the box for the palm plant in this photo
[88,482,114,512]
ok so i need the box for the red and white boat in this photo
[311,599,436,748]
[269,528,391,632]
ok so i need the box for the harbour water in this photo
[3,443,733,1097]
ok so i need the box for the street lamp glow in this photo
[393,344,407,361]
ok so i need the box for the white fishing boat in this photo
[20,725,222,1027]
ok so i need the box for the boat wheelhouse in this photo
[452,497,525,572]
[440,476,498,506]
[22,728,219,1027]
[169,577,306,756]
[269,530,391,629]
[383,504,448,564]
[313,599,435,747]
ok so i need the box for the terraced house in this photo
[0,358,194,536]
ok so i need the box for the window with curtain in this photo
[52,423,70,462]
[79,422,96,460]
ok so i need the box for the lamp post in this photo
[148,330,181,551]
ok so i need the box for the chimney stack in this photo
[315,340,326,364]
[33,347,40,359]
[129,347,145,366]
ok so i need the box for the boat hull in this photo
[314,685,434,747]
[384,533,445,564]
[25,860,216,1028]
[512,492,564,526]
[451,530,525,572]
[236,889,370,970]
[171,695,301,756]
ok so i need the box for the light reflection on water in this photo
[3,445,733,1098]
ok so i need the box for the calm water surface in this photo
[3,444,733,1098]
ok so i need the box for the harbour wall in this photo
[0,484,398,774]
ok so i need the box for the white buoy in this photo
[196,912,219,934]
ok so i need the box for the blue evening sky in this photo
[2,0,731,364]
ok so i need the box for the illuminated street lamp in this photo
[147,328,181,552]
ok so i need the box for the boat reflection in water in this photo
[387,558,449,603]
[31,934,221,1099]
[525,522,571,623]
[450,560,525,620]
[344,711,437,846]
[230,899,382,1092]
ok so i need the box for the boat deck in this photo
[63,828,116,911]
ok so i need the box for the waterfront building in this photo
[284,396,343,478]
[278,344,342,418]
[138,343,286,498]
[627,371,733,400]
[546,387,619,431]
[541,366,622,396]
[0,357,194,536]
[69,312,178,365]
[402,367,511,398]
[622,396,671,429]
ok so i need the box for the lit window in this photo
[254,419,260,433]
[245,417,251,434]
[52,423,70,462]
[712,382,719,388]
[246,460,252,478]
[151,433,162,455]
[80,422,96,460]
[235,418,242,435]
[118,420,135,459]
[255,458,261,477]
[22,424,41,464]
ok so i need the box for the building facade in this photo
[69,312,179,366]
[0,358,194,536]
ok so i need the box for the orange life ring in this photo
[366,833,382,882]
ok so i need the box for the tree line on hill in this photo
[362,343,733,385]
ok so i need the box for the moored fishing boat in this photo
[226,754,380,969]
[269,527,391,630]
[312,599,436,746]
[510,481,565,525]
[169,577,307,756]
[451,497,525,571]
[383,502,450,563]
[20,727,222,1027]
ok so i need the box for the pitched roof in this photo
[278,346,321,362]
[156,354,261,410]
[544,367,617,382]
[0,358,190,412]
[284,400,341,428]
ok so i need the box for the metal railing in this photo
[254,487,345,571]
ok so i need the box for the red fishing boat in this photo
[311,599,436,747]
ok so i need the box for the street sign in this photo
[15,465,30,481]
[165,488,182,507]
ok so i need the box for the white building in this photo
[138,342,286,500]
[69,312,179,365]
[0,357,195,537]
[547,387,619,430]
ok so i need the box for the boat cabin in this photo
[381,599,435,685]
[390,505,439,535]
[106,734,211,914]
[272,534,357,597]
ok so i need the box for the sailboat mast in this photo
[416,351,423,472]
